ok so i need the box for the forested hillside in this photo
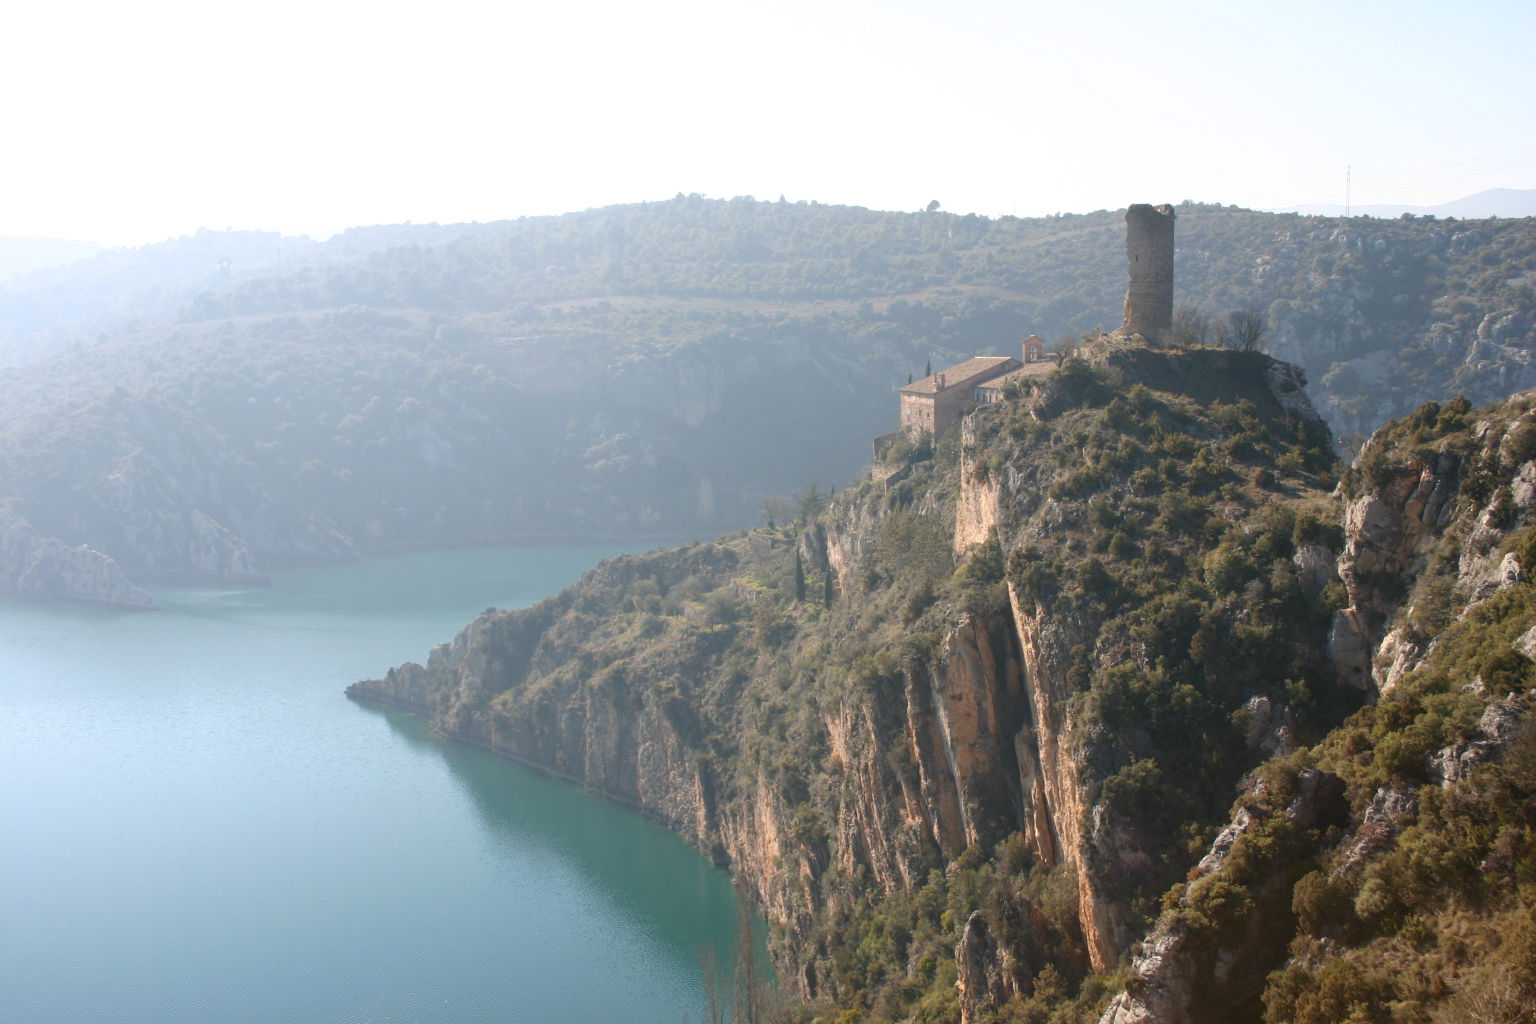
[2,197,1533,603]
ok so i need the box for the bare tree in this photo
[692,881,787,1024]
[734,897,765,1024]
[1223,307,1268,352]
[759,496,793,530]
[699,943,729,1024]
[1170,305,1212,348]
[1049,332,1078,364]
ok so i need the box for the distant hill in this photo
[0,235,102,282]
[1282,186,1536,220]
[2,196,1536,600]
[0,223,500,366]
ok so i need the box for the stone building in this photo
[897,355,1022,440]
[1121,203,1175,343]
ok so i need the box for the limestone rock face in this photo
[1332,450,1462,690]
[1007,585,1126,971]
[1339,784,1418,874]
[1373,626,1431,692]
[954,420,1002,553]
[0,509,157,609]
[1327,606,1375,690]
[1330,402,1536,695]
[1096,924,1189,1024]
[349,578,1040,973]
[1266,360,1321,422]
[1097,770,1344,1024]
[1430,698,1528,786]
[347,346,1365,1013]
[1291,542,1338,597]
[956,910,1031,1024]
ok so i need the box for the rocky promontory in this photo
[0,508,157,608]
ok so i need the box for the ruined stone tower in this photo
[1121,203,1175,343]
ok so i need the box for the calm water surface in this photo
[0,545,741,1024]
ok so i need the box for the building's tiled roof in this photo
[898,356,1021,396]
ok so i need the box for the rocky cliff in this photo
[351,343,1411,1021]
[0,507,157,608]
[1094,391,1536,1023]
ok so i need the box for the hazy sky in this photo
[4,0,1533,248]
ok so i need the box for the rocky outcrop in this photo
[1429,697,1528,786]
[1332,449,1461,690]
[347,345,1358,1017]
[1331,401,1536,693]
[349,586,1037,976]
[1008,586,1122,971]
[0,508,157,608]
[954,420,1002,553]
[957,910,1032,1024]
[1339,452,1459,600]
[1097,769,1345,1024]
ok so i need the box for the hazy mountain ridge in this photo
[0,223,486,367]
[1284,186,1536,220]
[2,196,1535,603]
[0,300,920,599]
[0,235,103,283]
[348,345,1535,1023]
[7,195,1534,432]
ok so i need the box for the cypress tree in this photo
[794,549,806,602]
[823,567,834,607]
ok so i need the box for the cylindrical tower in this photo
[1122,203,1175,343]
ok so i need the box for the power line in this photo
[1272,153,1536,212]
[1352,155,1536,201]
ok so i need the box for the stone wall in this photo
[1123,203,1176,343]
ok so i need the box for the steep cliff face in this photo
[350,344,1358,1021]
[1096,768,1348,1024]
[350,543,1038,961]
[1331,396,1536,692]
[1328,449,1460,690]
[1004,589,1121,971]
[342,360,1532,1022]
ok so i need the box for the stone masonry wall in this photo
[1123,204,1176,343]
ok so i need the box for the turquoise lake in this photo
[0,545,742,1024]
